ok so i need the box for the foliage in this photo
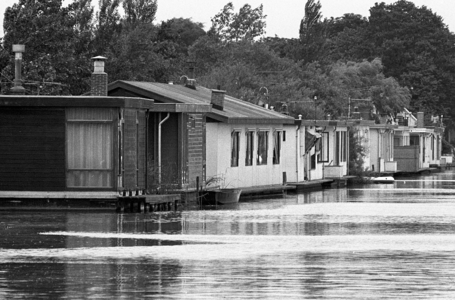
[122,0,157,26]
[208,2,266,42]
[2,0,94,95]
[348,128,368,177]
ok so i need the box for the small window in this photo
[318,132,329,162]
[231,131,240,167]
[245,131,254,166]
[273,131,281,164]
[257,131,269,165]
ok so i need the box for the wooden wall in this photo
[394,145,419,172]
[0,108,66,191]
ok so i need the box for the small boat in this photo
[214,188,242,204]
[371,176,395,184]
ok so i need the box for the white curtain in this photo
[67,108,114,188]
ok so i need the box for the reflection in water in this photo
[2,171,455,298]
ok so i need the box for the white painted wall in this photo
[205,122,297,189]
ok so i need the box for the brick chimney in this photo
[11,44,25,95]
[211,89,226,110]
[417,112,424,128]
[91,56,107,96]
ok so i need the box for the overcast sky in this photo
[0,0,453,39]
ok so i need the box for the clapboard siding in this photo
[0,108,66,191]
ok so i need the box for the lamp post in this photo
[313,95,317,121]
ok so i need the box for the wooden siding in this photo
[0,108,66,191]
[187,113,205,188]
[394,146,419,172]
[122,108,147,191]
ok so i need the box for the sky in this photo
[0,0,453,39]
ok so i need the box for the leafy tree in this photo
[2,0,95,95]
[298,0,327,63]
[299,0,322,40]
[158,18,206,55]
[122,0,157,26]
[209,2,266,42]
[93,0,122,56]
[325,0,455,118]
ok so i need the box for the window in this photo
[231,131,240,167]
[257,131,269,165]
[66,108,114,188]
[245,131,254,166]
[318,132,329,162]
[273,131,281,164]
[431,135,435,160]
[335,131,347,165]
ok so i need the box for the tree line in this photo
[1,0,454,124]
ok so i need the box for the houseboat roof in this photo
[297,120,353,127]
[0,95,155,109]
[108,81,295,125]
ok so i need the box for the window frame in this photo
[231,130,240,167]
[66,108,115,189]
[257,131,269,165]
[245,130,254,166]
[318,132,329,162]
[273,130,282,165]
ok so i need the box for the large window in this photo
[257,131,269,165]
[245,131,254,166]
[231,131,240,167]
[66,108,114,188]
[273,131,281,164]
[335,131,347,165]
[318,132,329,162]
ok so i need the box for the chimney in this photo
[417,111,424,128]
[11,44,25,95]
[211,89,225,110]
[91,56,107,96]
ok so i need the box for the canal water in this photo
[2,171,455,299]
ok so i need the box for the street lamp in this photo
[313,95,318,121]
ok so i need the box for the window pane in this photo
[245,131,254,166]
[67,108,114,188]
[231,131,240,167]
[319,132,329,162]
[257,131,268,165]
[273,131,281,164]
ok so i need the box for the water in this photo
[2,171,455,299]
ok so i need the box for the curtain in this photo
[273,131,281,164]
[245,131,254,166]
[67,108,114,188]
[257,131,268,165]
[231,131,239,167]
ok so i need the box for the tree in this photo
[324,0,455,118]
[2,0,95,95]
[209,2,266,42]
[298,0,327,63]
[122,0,157,26]
[158,18,206,55]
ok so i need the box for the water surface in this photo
[2,171,455,299]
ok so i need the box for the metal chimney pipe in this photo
[11,44,25,95]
